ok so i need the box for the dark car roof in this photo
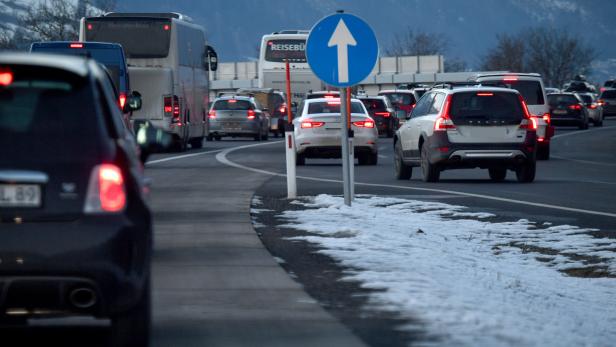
[0,52,90,76]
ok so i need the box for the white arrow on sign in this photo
[327,19,357,84]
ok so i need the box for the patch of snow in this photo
[278,194,616,347]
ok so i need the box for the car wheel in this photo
[206,134,214,141]
[579,118,589,130]
[296,153,305,166]
[368,152,378,165]
[190,137,203,149]
[516,160,536,183]
[214,135,222,141]
[254,129,262,141]
[488,168,507,182]
[110,276,151,347]
[595,115,603,127]
[537,143,550,160]
[421,144,439,182]
[262,130,269,141]
[394,141,412,180]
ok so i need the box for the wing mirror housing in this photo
[136,121,173,163]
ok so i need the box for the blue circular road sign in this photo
[306,13,379,88]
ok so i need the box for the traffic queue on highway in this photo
[0,10,614,347]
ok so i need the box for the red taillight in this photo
[327,100,341,105]
[279,106,286,114]
[164,96,172,115]
[374,112,390,118]
[520,117,538,130]
[568,104,582,110]
[87,23,93,30]
[208,110,217,119]
[434,94,455,131]
[353,120,375,128]
[503,76,518,82]
[324,95,336,99]
[543,113,551,124]
[477,92,494,96]
[119,93,127,110]
[589,103,598,110]
[70,43,83,48]
[247,109,256,119]
[163,24,170,31]
[173,95,180,117]
[0,68,13,86]
[597,99,605,106]
[301,119,325,128]
[228,99,237,103]
[84,164,126,213]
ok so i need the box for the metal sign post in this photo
[347,87,355,201]
[306,12,379,207]
[284,59,296,199]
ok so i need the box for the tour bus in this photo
[80,12,218,150]
[258,30,323,106]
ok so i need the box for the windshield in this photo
[601,90,616,99]
[0,66,100,162]
[577,94,593,104]
[85,18,171,58]
[450,92,524,124]
[381,93,415,106]
[482,80,544,105]
[307,101,365,114]
[213,99,253,110]
[548,94,578,106]
[360,98,388,111]
[264,39,306,63]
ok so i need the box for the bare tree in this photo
[444,57,468,72]
[0,27,17,50]
[21,0,82,42]
[482,27,595,87]
[386,28,447,56]
[482,33,526,72]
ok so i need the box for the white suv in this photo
[393,85,538,183]
[471,73,553,160]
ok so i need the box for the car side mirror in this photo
[136,122,173,163]
[124,91,142,113]
[395,110,407,120]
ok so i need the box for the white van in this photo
[80,12,218,151]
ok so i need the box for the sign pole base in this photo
[285,131,297,199]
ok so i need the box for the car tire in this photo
[254,129,262,142]
[214,135,222,141]
[595,116,603,127]
[206,134,214,141]
[190,137,203,149]
[262,130,269,141]
[296,153,305,166]
[579,119,589,130]
[488,168,507,182]
[516,160,536,183]
[421,144,440,182]
[537,143,550,160]
[368,152,378,165]
[110,277,151,347]
[394,141,412,180]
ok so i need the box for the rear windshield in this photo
[0,66,101,162]
[360,98,387,111]
[380,93,415,106]
[31,45,125,91]
[450,92,524,124]
[307,101,365,114]
[577,94,593,104]
[548,94,578,106]
[601,90,616,99]
[603,81,614,87]
[213,99,253,110]
[482,80,544,105]
[307,93,339,99]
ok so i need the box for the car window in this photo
[381,93,415,106]
[449,92,525,124]
[548,94,578,106]
[0,66,102,162]
[414,89,427,99]
[360,99,387,111]
[482,80,544,105]
[213,99,253,110]
[577,94,593,104]
[601,90,616,99]
[411,92,435,118]
[307,101,365,114]
[429,93,446,114]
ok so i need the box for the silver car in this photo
[576,93,604,127]
[208,96,270,141]
[598,89,616,117]
[293,98,378,165]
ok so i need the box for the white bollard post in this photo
[285,131,297,199]
[349,137,355,200]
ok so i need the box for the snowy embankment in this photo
[276,194,616,347]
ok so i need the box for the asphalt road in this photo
[4,120,614,346]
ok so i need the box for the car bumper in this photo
[209,121,260,136]
[421,131,536,169]
[0,214,151,318]
[295,132,377,158]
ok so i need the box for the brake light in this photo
[279,105,286,114]
[568,104,582,110]
[503,76,518,82]
[247,109,256,119]
[374,112,390,118]
[519,96,536,130]
[173,95,180,118]
[163,24,170,31]
[86,23,93,30]
[477,92,494,96]
[327,101,341,105]
[228,99,237,103]
[324,95,336,99]
[589,103,598,110]
[208,110,216,119]
[70,43,83,48]
[84,164,126,213]
[597,99,605,106]
[0,68,13,86]
[353,120,375,128]
[164,96,173,115]
[543,113,551,124]
[434,94,455,131]
[301,119,325,128]
[119,92,127,110]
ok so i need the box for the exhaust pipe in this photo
[69,287,97,309]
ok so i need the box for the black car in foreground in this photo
[0,53,166,346]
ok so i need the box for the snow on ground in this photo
[278,194,616,347]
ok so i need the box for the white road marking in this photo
[378,155,388,159]
[551,155,616,167]
[146,149,223,165]
[216,141,616,218]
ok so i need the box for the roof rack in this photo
[430,82,483,90]
[103,12,193,22]
[272,30,310,35]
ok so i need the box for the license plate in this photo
[553,109,567,115]
[0,184,42,207]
